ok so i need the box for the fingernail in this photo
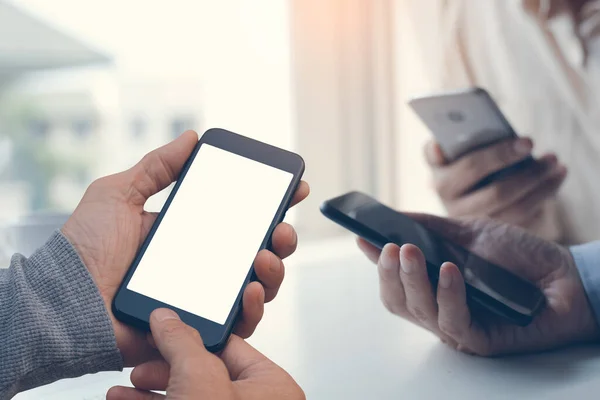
[514,139,532,155]
[439,267,452,289]
[380,246,395,270]
[400,247,413,274]
[153,308,180,322]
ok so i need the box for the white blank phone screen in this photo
[127,144,293,325]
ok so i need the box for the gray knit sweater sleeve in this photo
[0,230,123,400]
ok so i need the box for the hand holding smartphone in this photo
[409,87,536,190]
[408,88,566,235]
[320,191,545,326]
[113,129,304,352]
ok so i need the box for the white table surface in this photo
[15,236,600,399]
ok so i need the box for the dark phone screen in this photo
[334,193,542,316]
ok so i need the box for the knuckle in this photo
[404,279,421,293]
[183,325,204,345]
[139,153,167,180]
[380,293,402,316]
[89,176,108,188]
[161,323,189,342]
[88,176,112,193]
[188,324,202,338]
[85,175,124,202]
[177,356,205,374]
[452,338,493,356]
[408,306,429,325]
[140,152,153,166]
[438,320,462,338]
[464,344,491,357]
[380,294,396,313]
[455,343,472,354]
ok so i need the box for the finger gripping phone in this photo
[408,87,535,189]
[320,191,545,326]
[113,128,304,352]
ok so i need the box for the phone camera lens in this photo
[448,111,465,122]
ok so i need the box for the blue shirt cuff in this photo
[571,241,600,323]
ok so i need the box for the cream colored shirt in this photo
[412,0,600,244]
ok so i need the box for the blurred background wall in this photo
[0,0,445,243]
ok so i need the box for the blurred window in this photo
[72,119,94,139]
[131,116,147,139]
[27,119,50,139]
[170,116,196,139]
[0,0,293,223]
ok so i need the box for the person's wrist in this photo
[569,243,600,339]
[94,288,159,366]
[541,249,599,352]
[42,231,124,372]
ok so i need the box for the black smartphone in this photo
[408,87,534,189]
[320,191,545,326]
[113,128,305,352]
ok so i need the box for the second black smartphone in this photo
[320,191,545,326]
